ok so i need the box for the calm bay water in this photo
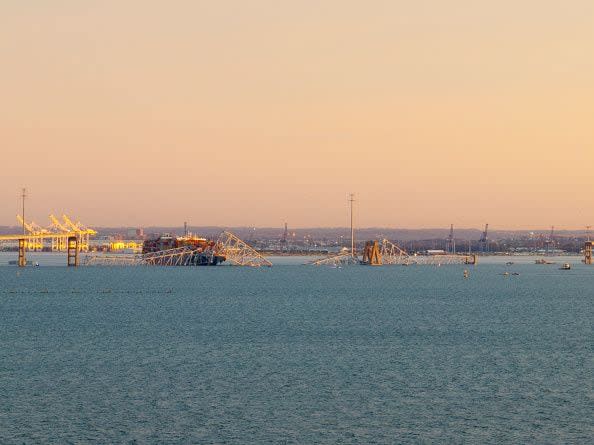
[1,257,592,443]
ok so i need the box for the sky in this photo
[1,1,593,229]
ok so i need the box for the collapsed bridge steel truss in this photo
[216,231,272,267]
[82,231,272,267]
[308,239,476,266]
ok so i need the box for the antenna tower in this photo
[21,188,27,236]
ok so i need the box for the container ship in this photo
[142,233,226,266]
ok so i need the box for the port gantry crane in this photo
[49,214,72,250]
[61,214,96,251]
[446,224,456,254]
[0,214,97,252]
[16,215,50,250]
[545,226,555,256]
[478,223,489,253]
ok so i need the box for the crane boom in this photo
[49,214,70,232]
[16,215,36,234]
[479,223,489,242]
[62,214,80,232]
[478,223,489,253]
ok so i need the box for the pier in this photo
[584,241,592,264]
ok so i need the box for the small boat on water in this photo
[559,263,571,270]
[535,259,554,265]
[506,261,514,266]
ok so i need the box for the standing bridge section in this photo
[308,239,477,266]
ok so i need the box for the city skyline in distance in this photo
[1,195,593,235]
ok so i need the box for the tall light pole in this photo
[349,193,355,257]
[21,188,26,235]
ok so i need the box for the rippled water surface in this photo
[1,257,592,443]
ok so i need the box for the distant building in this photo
[126,228,145,239]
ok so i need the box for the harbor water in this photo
[1,256,592,443]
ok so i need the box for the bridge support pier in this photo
[465,254,478,265]
[362,240,382,265]
[67,236,79,267]
[585,241,592,265]
[18,238,26,267]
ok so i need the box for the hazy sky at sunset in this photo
[1,1,593,229]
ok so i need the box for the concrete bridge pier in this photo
[67,236,79,267]
[18,238,26,267]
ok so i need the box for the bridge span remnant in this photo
[309,239,477,266]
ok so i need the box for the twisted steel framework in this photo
[83,231,272,267]
[216,231,272,267]
[308,239,476,266]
